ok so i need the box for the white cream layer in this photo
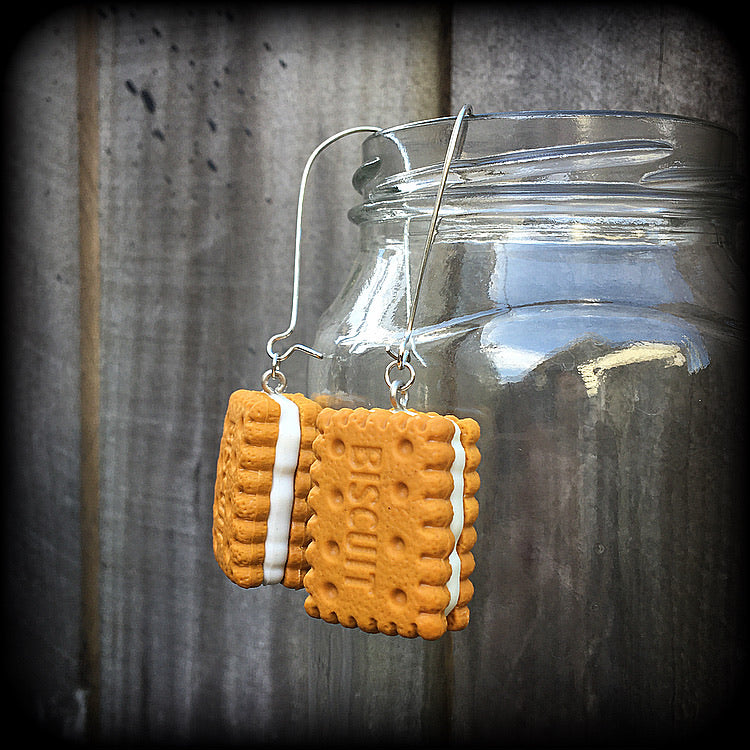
[263,393,301,585]
[446,420,466,615]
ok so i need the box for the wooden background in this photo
[4,3,745,745]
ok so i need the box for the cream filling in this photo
[263,393,301,585]
[390,409,466,614]
[446,420,466,615]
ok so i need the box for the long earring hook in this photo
[262,124,381,393]
[386,104,473,408]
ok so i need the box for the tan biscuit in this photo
[303,407,480,640]
[282,392,322,588]
[212,389,321,589]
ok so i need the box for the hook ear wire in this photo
[401,105,472,348]
[264,125,382,379]
[386,104,473,408]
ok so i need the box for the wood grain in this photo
[6,3,744,744]
[450,5,745,146]
[77,6,101,740]
[4,8,84,740]
[93,4,449,744]
[449,6,745,743]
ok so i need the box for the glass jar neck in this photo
[350,111,741,228]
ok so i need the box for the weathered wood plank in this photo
[77,7,102,739]
[450,5,744,140]
[449,5,745,743]
[3,9,84,740]
[95,4,447,743]
[13,4,742,744]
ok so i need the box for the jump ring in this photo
[261,368,287,394]
[384,358,416,391]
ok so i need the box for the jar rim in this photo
[368,109,737,140]
[352,109,742,218]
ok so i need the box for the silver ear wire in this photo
[386,104,473,408]
[262,125,381,391]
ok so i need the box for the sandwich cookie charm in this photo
[303,397,480,639]
[212,346,322,588]
[303,106,481,639]
[212,124,381,589]
[213,383,321,589]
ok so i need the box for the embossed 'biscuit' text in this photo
[304,407,480,640]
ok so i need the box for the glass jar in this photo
[307,112,745,741]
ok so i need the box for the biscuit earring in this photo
[212,126,381,589]
[303,106,482,640]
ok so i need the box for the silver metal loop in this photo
[265,341,324,365]
[384,358,416,392]
[261,368,287,394]
[384,105,473,397]
[386,343,411,370]
[264,125,381,370]
[400,104,472,351]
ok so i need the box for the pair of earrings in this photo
[212,107,481,641]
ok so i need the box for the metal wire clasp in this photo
[385,104,473,409]
[261,125,381,393]
[384,348,416,409]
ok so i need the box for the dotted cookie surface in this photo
[304,407,480,640]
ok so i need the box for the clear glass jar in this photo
[307,112,745,740]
